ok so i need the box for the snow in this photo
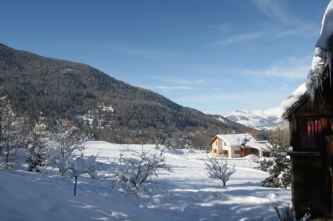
[225,108,285,131]
[0,141,291,221]
[316,0,333,51]
[280,82,307,118]
[217,116,225,123]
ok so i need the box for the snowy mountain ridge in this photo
[224,107,286,131]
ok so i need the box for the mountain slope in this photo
[225,108,285,131]
[0,43,253,143]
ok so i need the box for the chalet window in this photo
[234,150,240,154]
[299,118,321,149]
[224,142,226,146]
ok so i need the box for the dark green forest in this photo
[0,43,264,147]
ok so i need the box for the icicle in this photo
[306,48,327,101]
[327,51,332,87]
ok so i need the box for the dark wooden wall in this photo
[289,153,330,218]
[287,77,333,218]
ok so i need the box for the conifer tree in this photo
[256,125,291,188]
[26,117,47,172]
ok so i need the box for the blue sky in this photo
[0,1,329,115]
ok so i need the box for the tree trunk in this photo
[5,146,9,167]
[74,176,78,196]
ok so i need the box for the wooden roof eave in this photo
[283,93,309,119]
[209,136,218,145]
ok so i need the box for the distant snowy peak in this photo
[224,108,285,131]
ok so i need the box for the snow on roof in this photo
[246,140,272,152]
[280,81,307,118]
[215,134,271,152]
[216,134,252,146]
[316,0,333,51]
[281,1,333,118]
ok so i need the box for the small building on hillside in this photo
[209,134,271,158]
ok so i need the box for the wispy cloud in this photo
[212,1,319,47]
[246,56,312,80]
[213,32,266,46]
[214,23,232,33]
[250,0,292,24]
[274,21,319,39]
[122,48,173,60]
[155,86,195,92]
[151,76,207,85]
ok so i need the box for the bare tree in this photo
[46,119,92,176]
[109,147,172,197]
[67,153,99,196]
[190,126,210,150]
[205,157,236,186]
[0,96,19,169]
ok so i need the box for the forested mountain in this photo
[0,43,257,146]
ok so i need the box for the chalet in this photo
[209,134,271,158]
[280,1,333,219]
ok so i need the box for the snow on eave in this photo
[280,81,307,119]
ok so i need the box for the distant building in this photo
[209,134,271,158]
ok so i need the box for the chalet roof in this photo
[211,134,271,152]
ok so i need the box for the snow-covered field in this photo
[0,141,291,221]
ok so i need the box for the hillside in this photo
[0,43,254,144]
